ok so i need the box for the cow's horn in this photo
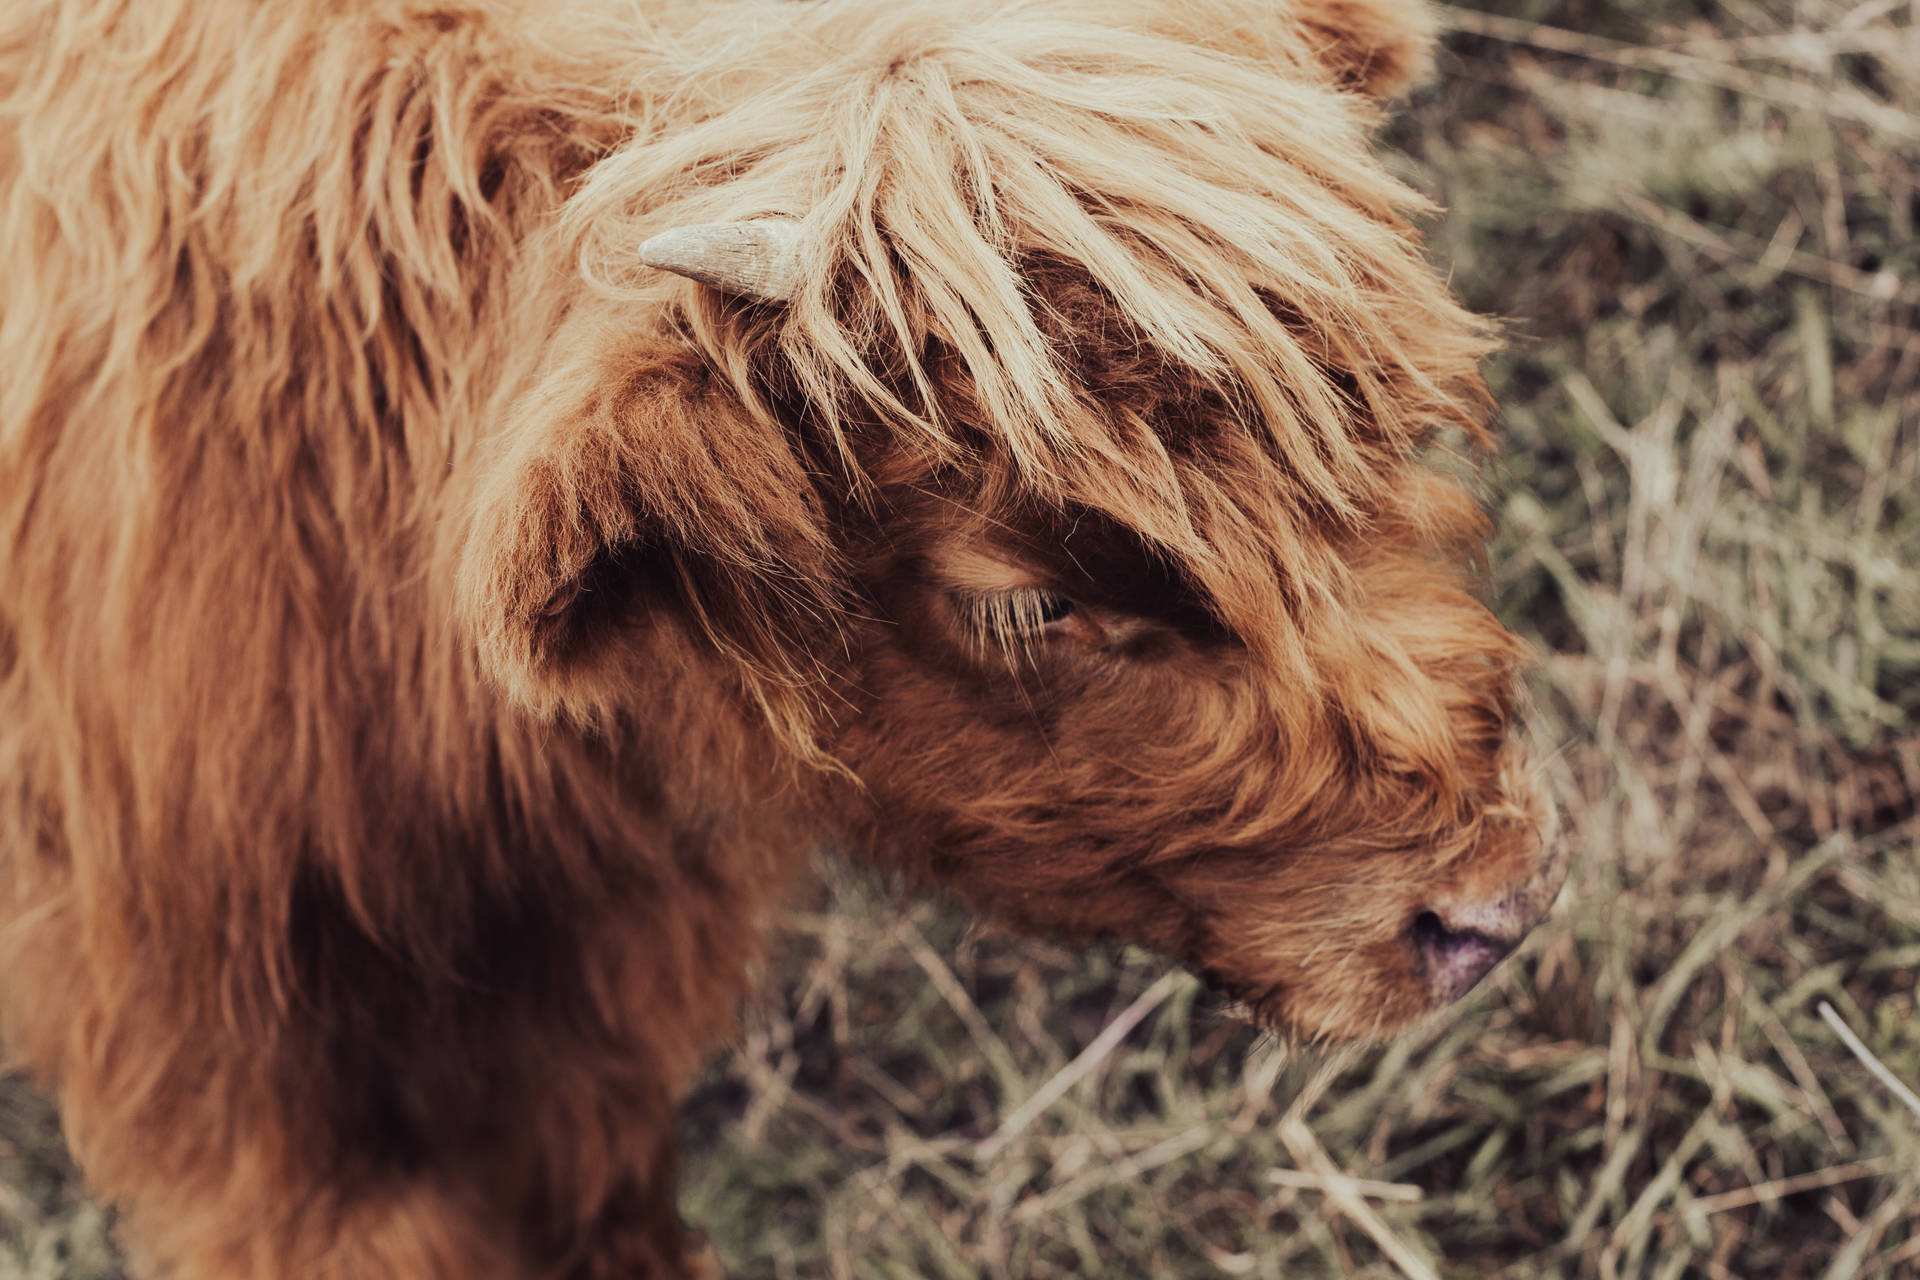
[638,218,806,302]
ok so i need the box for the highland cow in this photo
[0,0,1563,1275]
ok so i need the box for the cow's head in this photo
[459,0,1563,1041]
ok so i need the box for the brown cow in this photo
[0,0,1563,1275]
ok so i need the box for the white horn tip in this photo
[639,218,806,302]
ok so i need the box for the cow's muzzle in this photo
[1408,833,1568,1002]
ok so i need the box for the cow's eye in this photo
[961,587,1079,647]
[1030,590,1076,625]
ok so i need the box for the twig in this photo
[1432,4,1920,140]
[1740,982,1852,1148]
[1818,1001,1920,1122]
[1267,1167,1425,1203]
[900,924,1025,1096]
[1622,193,1920,306]
[980,970,1181,1158]
[1686,1157,1898,1216]
[0,1178,41,1230]
[1008,1125,1217,1223]
[1280,1118,1440,1280]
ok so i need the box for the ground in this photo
[4,0,1918,1275]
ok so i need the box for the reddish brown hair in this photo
[0,1,1552,1274]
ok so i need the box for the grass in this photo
[5,0,1918,1275]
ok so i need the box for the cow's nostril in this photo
[1409,909,1514,1002]
[1408,909,1449,952]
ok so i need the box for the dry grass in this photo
[5,0,1918,1275]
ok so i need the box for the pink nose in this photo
[1410,839,1567,1002]
[1409,908,1518,1000]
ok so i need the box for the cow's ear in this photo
[1291,0,1439,99]
[457,317,838,735]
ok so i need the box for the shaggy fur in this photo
[0,0,1555,1275]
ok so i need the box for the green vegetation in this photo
[5,0,1915,1275]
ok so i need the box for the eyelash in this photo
[960,587,1077,652]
